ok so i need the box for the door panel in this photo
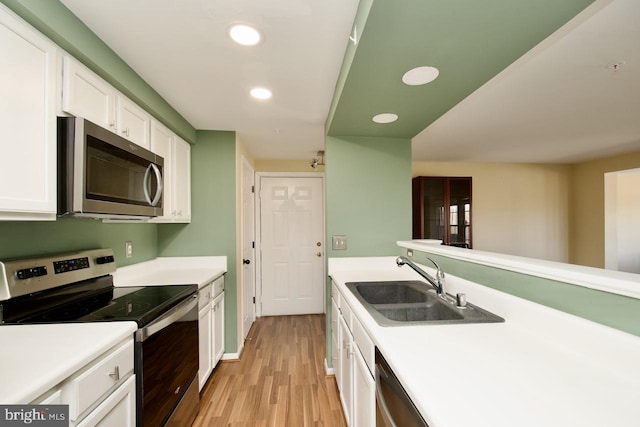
[260,176,324,316]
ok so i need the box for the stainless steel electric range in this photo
[0,248,199,427]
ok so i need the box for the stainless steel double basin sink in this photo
[345,281,504,326]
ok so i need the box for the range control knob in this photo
[32,266,47,277]
[16,266,47,280]
[96,255,115,265]
[16,269,33,280]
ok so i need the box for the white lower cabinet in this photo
[0,4,57,220]
[33,337,135,427]
[198,276,225,391]
[198,283,213,391]
[353,348,375,427]
[212,292,225,364]
[333,281,376,427]
[76,375,135,427]
[338,314,353,426]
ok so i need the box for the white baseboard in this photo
[221,341,244,361]
[324,358,335,376]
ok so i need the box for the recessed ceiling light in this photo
[372,113,398,124]
[250,87,272,100]
[402,66,440,86]
[228,24,262,46]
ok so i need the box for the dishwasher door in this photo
[375,348,428,427]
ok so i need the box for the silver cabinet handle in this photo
[109,366,120,381]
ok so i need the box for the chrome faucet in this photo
[396,256,446,297]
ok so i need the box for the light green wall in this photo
[325,135,412,365]
[158,131,238,352]
[0,0,196,143]
[325,136,412,258]
[409,249,640,337]
[0,218,157,267]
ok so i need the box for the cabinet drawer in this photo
[34,389,62,404]
[199,283,213,310]
[212,276,224,297]
[62,339,134,421]
[340,297,353,332]
[352,314,374,376]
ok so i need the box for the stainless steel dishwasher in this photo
[375,347,429,427]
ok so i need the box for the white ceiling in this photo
[61,0,640,164]
[60,0,359,160]
[413,0,640,164]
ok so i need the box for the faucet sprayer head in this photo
[396,256,407,267]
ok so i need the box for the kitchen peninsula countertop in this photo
[329,257,640,427]
[113,256,226,289]
[0,322,137,403]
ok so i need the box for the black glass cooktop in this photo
[1,275,197,327]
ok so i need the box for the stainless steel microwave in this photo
[57,117,164,219]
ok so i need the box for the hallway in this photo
[192,314,346,426]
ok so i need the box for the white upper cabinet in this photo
[0,5,57,220]
[172,135,191,222]
[150,121,191,223]
[62,55,116,132]
[116,96,151,149]
[150,120,174,221]
[62,55,150,149]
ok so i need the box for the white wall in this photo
[605,169,640,273]
[413,162,571,262]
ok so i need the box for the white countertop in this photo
[399,240,640,299]
[0,322,137,403]
[329,257,640,427]
[113,256,226,289]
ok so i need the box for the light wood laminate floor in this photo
[192,314,346,426]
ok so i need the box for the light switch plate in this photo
[125,241,133,258]
[332,235,347,250]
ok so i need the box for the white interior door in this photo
[241,157,256,339]
[260,176,324,316]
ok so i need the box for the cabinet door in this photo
[353,349,375,427]
[76,375,135,427]
[116,96,151,148]
[198,304,213,391]
[331,297,340,373]
[62,55,115,131]
[212,293,225,366]
[149,120,174,222]
[172,136,191,222]
[0,6,57,220]
[338,315,353,425]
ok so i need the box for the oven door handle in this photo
[136,294,198,342]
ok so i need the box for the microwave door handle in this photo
[149,163,163,207]
[143,163,163,207]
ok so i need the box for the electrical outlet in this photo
[407,249,413,258]
[125,241,133,258]
[332,235,347,250]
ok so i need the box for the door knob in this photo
[243,259,251,265]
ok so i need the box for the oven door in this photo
[136,293,199,427]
